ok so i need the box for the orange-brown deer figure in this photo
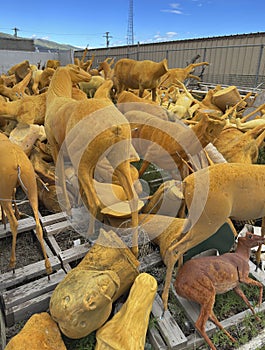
[0,133,52,274]
[97,57,115,79]
[174,232,265,350]
[161,163,265,314]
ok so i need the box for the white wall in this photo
[0,49,74,74]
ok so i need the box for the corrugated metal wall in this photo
[75,32,265,89]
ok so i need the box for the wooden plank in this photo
[40,212,68,227]
[46,235,72,272]
[0,256,61,291]
[46,235,62,256]
[139,251,162,271]
[58,243,90,264]
[151,293,187,350]
[0,217,36,239]
[32,229,54,258]
[2,269,66,310]
[148,321,168,350]
[44,220,72,236]
[249,260,265,285]
[0,308,6,350]
[5,290,53,327]
[237,328,265,350]
[221,301,265,330]
[184,333,209,350]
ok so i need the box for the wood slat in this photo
[2,269,66,310]
[0,308,6,350]
[148,322,168,350]
[3,269,66,327]
[221,301,265,330]
[249,260,265,285]
[151,293,187,350]
[139,251,162,271]
[46,235,62,256]
[5,290,53,327]
[0,256,61,291]
[40,212,68,227]
[44,220,72,236]
[58,243,90,264]
[46,235,74,272]
[32,229,54,258]
[0,217,36,239]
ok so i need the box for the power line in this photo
[0,27,104,37]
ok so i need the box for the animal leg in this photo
[1,201,18,271]
[20,170,52,275]
[161,255,177,312]
[161,227,184,312]
[115,161,139,257]
[12,189,20,220]
[78,167,101,240]
[56,149,72,216]
[35,218,52,275]
[1,205,7,229]
[162,224,217,310]
[138,160,150,177]
[46,133,72,215]
[209,311,237,343]
[196,296,236,350]
[234,284,262,319]
[195,299,219,350]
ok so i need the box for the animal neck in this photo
[235,240,251,261]
[47,67,72,100]
[102,64,112,78]
[154,61,168,79]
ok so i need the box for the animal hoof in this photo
[160,311,165,320]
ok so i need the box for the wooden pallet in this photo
[0,215,64,349]
[147,260,265,350]
[1,213,265,350]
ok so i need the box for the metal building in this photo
[74,32,265,89]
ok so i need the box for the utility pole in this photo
[103,31,112,48]
[12,27,20,37]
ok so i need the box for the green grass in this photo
[168,273,265,349]
[62,332,96,350]
[257,147,265,164]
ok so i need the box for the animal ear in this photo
[237,223,254,240]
